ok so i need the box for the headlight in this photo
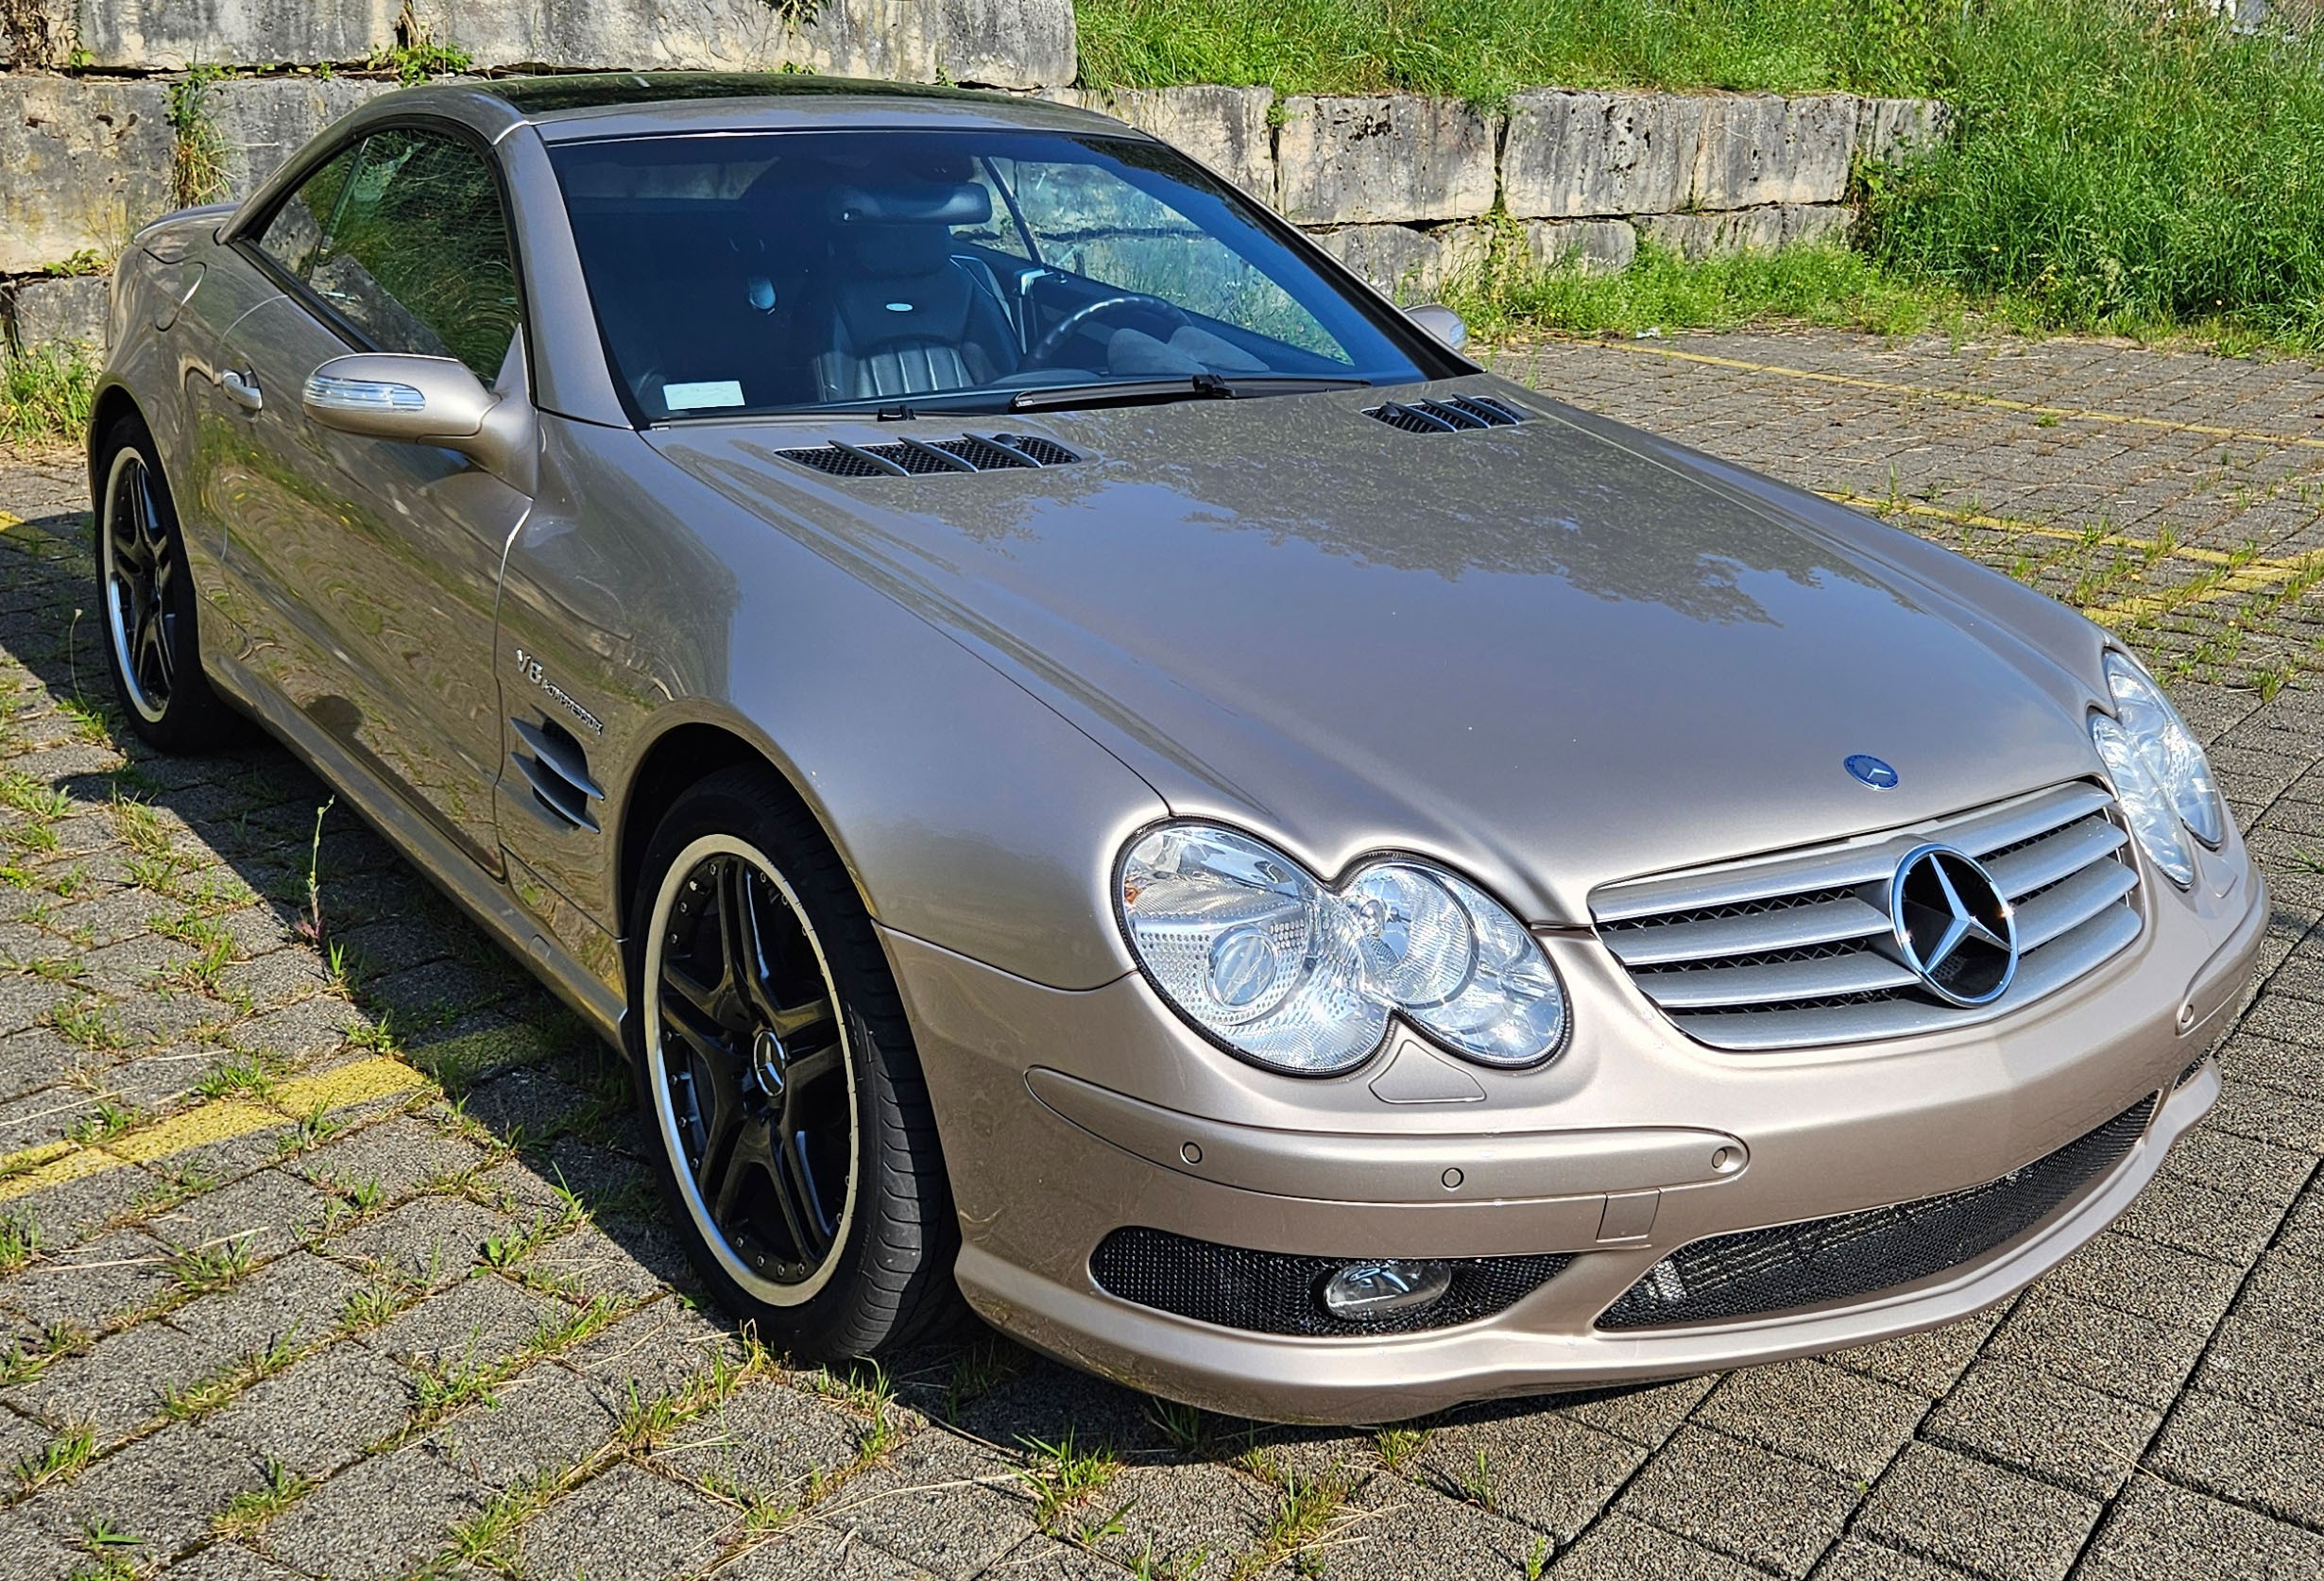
[2101,652,2225,846]
[1118,823,1567,1075]
[2090,715,2192,886]
[2090,652,2226,887]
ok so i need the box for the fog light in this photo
[1318,1259,1452,1322]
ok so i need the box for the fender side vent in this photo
[1365,395,1528,434]
[777,433,1081,477]
[512,716,604,833]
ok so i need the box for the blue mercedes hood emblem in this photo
[1845,754,1900,790]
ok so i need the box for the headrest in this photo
[841,225,952,279]
[829,181,992,228]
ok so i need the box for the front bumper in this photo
[886,862,2265,1424]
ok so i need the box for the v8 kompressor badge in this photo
[512,646,605,736]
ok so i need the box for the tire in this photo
[92,412,239,752]
[625,766,964,1360]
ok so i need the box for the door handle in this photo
[219,368,263,412]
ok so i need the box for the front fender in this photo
[498,416,1168,994]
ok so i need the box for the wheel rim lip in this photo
[644,832,861,1307]
[99,445,169,725]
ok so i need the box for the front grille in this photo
[776,432,1079,477]
[1598,1094,2158,1331]
[1364,395,1528,433]
[1592,782,2143,1051]
[1090,1227,1571,1337]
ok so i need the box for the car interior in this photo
[555,135,1387,420]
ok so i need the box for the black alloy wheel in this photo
[657,842,856,1295]
[629,768,961,1357]
[101,444,179,724]
[93,415,237,751]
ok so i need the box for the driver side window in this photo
[254,127,522,381]
[255,144,357,284]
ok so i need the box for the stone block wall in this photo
[7,0,1072,83]
[1068,84,1946,302]
[0,0,1948,353]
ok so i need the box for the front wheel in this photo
[626,767,962,1359]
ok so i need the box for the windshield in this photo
[547,128,1430,421]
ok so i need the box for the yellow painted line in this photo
[276,1058,431,1112]
[1598,341,2324,452]
[1821,489,2324,626]
[101,1098,279,1164]
[2083,554,2324,626]
[0,1055,431,1205]
[0,1147,122,1200]
[1825,490,2324,575]
[0,510,23,530]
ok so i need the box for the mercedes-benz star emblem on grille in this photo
[1845,754,1901,790]
[1888,843,2019,1007]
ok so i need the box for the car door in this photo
[208,123,529,875]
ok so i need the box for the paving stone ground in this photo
[0,326,2319,1579]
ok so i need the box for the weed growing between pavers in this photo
[1016,1426,1124,1539]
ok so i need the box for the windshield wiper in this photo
[1006,374,1372,413]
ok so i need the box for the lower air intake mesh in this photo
[1090,1228,1571,1337]
[1598,1094,2159,1331]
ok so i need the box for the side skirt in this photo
[204,645,629,1048]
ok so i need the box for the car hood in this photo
[652,380,2106,925]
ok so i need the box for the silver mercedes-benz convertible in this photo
[88,73,2265,1423]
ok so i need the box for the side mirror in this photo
[302,352,537,494]
[1405,303,1469,353]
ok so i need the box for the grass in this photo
[0,344,97,451]
[1240,1465,1353,1577]
[66,1098,138,1146]
[162,1332,302,1422]
[211,1457,312,1539]
[1077,0,1947,105]
[1016,1430,1123,1536]
[1085,0,2324,357]
[15,1422,96,1491]
[0,1214,43,1277]
[166,1234,259,1295]
[1444,236,1965,342]
[1866,4,2324,350]
[166,66,230,210]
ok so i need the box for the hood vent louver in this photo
[776,433,1080,478]
[1365,395,1529,434]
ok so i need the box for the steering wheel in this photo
[1022,292,1190,368]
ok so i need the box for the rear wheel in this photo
[627,767,962,1358]
[93,415,237,751]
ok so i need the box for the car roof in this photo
[436,71,1130,142]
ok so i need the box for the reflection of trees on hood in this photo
[695,403,1896,630]
[1115,433,1833,628]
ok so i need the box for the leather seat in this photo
[812,181,1018,402]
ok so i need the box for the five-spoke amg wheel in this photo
[629,768,959,1358]
[94,414,235,751]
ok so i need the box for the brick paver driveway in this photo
[1,328,2320,1581]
